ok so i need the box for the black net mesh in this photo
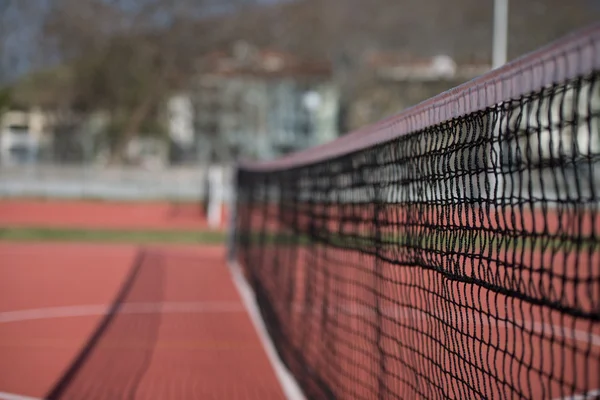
[232,66,600,398]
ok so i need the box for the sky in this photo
[0,0,51,84]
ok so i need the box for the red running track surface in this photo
[0,200,229,231]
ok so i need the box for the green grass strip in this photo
[241,230,598,252]
[0,227,226,244]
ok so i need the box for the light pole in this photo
[492,0,508,69]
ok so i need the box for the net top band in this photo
[238,22,600,172]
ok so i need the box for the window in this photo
[9,145,31,162]
[9,125,29,136]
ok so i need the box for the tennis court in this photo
[0,22,599,400]
[0,243,285,400]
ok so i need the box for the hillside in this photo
[212,0,600,64]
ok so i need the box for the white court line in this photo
[5,301,595,345]
[0,301,246,400]
[504,320,600,347]
[1,302,598,348]
[0,301,245,324]
[228,260,306,400]
[0,299,598,400]
[554,388,600,400]
[0,391,43,400]
[266,303,600,347]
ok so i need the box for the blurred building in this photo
[0,106,114,166]
[346,53,490,131]
[0,107,51,166]
[3,48,491,168]
[168,42,339,164]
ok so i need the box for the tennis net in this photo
[230,24,600,400]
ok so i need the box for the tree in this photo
[0,0,17,118]
[41,0,265,164]
[33,0,600,163]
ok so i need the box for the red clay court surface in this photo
[239,245,600,399]
[0,200,229,231]
[0,243,285,400]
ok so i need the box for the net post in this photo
[372,151,387,400]
[227,163,239,263]
[207,164,224,229]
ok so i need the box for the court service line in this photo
[0,301,245,324]
[1,303,598,347]
[269,303,600,347]
[554,388,600,400]
[0,301,247,400]
[0,301,598,400]
[0,391,43,400]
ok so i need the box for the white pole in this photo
[492,0,509,69]
[207,164,223,229]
